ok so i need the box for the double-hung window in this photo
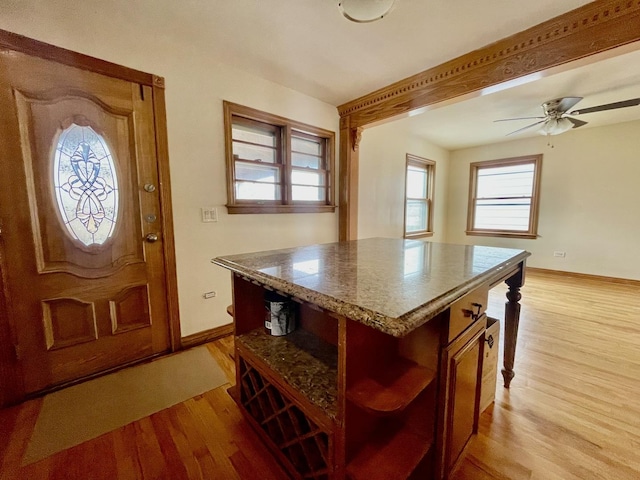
[404,154,435,238]
[466,154,542,238]
[223,101,335,214]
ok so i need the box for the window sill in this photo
[466,230,538,239]
[227,204,336,214]
[404,231,434,239]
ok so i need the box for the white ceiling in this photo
[5,0,640,150]
[398,46,640,150]
[169,0,596,106]
[167,0,640,149]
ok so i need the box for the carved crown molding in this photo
[337,0,640,127]
[351,127,363,151]
[153,75,165,89]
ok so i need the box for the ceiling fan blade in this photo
[494,117,545,122]
[556,96,583,113]
[570,98,640,115]
[566,117,588,128]
[505,120,545,136]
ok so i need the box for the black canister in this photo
[264,291,296,336]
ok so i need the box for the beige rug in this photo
[23,346,227,465]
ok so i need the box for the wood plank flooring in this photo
[1,270,639,479]
[454,270,640,480]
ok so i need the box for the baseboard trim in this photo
[527,267,640,286]
[181,323,234,349]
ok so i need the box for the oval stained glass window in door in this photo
[53,123,119,246]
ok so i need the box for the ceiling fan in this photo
[495,96,640,136]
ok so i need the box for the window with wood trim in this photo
[467,155,542,239]
[404,154,435,238]
[223,101,335,214]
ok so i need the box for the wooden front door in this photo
[0,37,178,396]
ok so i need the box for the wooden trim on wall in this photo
[337,0,640,240]
[338,117,359,241]
[527,267,640,286]
[0,29,154,86]
[151,77,182,351]
[223,100,336,214]
[181,323,234,349]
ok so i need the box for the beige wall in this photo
[358,119,450,242]
[445,120,640,280]
[3,1,638,340]
[1,2,340,336]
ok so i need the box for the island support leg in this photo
[501,264,525,388]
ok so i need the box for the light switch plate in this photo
[201,207,218,223]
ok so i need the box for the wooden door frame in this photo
[0,29,181,407]
[337,0,640,240]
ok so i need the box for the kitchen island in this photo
[212,238,530,480]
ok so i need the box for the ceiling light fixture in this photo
[339,0,396,23]
[538,117,573,136]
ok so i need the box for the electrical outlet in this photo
[203,291,216,299]
[201,207,218,223]
[553,251,566,258]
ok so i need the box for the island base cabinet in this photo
[214,241,529,480]
[437,316,486,479]
[344,318,441,480]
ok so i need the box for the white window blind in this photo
[404,155,435,237]
[474,163,534,231]
[223,101,336,214]
[467,155,541,238]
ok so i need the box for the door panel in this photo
[42,298,98,350]
[0,48,172,394]
[16,90,144,276]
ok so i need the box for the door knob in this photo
[144,183,156,193]
[145,233,159,243]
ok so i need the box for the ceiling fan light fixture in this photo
[339,0,396,23]
[538,117,573,136]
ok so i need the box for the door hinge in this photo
[14,343,21,361]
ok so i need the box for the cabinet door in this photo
[438,317,485,478]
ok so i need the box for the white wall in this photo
[0,2,340,336]
[445,120,640,280]
[358,119,450,241]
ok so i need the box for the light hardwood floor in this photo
[1,270,639,479]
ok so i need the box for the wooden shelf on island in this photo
[346,419,433,480]
[347,357,436,415]
[236,328,339,419]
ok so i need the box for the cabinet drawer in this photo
[447,286,489,343]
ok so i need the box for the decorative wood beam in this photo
[337,0,640,240]
[339,117,359,241]
[338,0,640,126]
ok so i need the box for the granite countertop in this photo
[212,238,530,337]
